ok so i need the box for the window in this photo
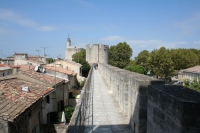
[57,100,64,112]
[46,95,50,104]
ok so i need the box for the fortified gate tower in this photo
[86,44,109,64]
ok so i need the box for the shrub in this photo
[57,106,75,123]
[80,79,86,87]
[124,65,147,75]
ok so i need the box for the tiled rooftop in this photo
[18,65,66,85]
[0,78,53,122]
[14,52,27,55]
[20,58,45,64]
[63,59,82,66]
[183,65,200,74]
[0,64,7,67]
[0,64,12,71]
[44,65,77,76]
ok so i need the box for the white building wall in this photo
[66,47,84,61]
[0,69,12,77]
[41,84,64,124]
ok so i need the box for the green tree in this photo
[135,50,150,70]
[124,65,147,75]
[171,48,199,70]
[46,58,55,64]
[189,48,200,65]
[129,59,137,66]
[72,49,90,77]
[58,106,75,123]
[108,42,133,68]
[149,47,175,83]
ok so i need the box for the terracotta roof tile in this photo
[18,65,66,85]
[18,64,35,71]
[183,65,200,74]
[14,53,27,55]
[20,58,45,64]
[0,64,12,70]
[0,78,53,122]
[44,65,77,76]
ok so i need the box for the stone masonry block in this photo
[147,85,200,133]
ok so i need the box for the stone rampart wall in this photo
[98,63,164,133]
[42,124,68,133]
[99,63,200,133]
[147,85,200,133]
[67,66,93,133]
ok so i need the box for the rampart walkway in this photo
[84,69,132,133]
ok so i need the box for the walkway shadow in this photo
[85,124,133,133]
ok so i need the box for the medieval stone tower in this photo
[86,44,109,64]
[65,36,84,60]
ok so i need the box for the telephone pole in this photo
[36,50,41,61]
[41,47,48,64]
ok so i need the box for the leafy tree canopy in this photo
[149,47,175,82]
[72,49,90,77]
[129,59,137,66]
[171,48,199,70]
[124,65,147,75]
[46,58,55,64]
[135,50,150,70]
[108,42,133,68]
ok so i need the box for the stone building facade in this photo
[86,44,109,64]
[1,53,46,66]
[178,65,200,82]
[65,36,84,61]
[0,64,12,77]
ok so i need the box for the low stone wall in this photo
[41,124,68,133]
[98,63,164,133]
[67,67,93,133]
[147,85,200,133]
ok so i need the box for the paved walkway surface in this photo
[84,69,133,133]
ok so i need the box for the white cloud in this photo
[0,9,57,31]
[67,25,88,31]
[0,27,18,35]
[101,36,125,42]
[193,41,200,44]
[38,26,57,31]
[0,9,36,27]
[175,13,200,34]
[128,40,162,46]
[100,36,190,50]
[74,0,96,9]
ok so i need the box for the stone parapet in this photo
[147,85,200,133]
[98,63,164,133]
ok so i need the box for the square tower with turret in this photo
[65,36,84,60]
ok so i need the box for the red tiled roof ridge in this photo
[0,64,9,67]
[44,65,76,75]
[18,68,65,85]
[0,74,17,81]
[14,52,27,55]
[183,65,200,73]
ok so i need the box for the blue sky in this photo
[0,0,200,59]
